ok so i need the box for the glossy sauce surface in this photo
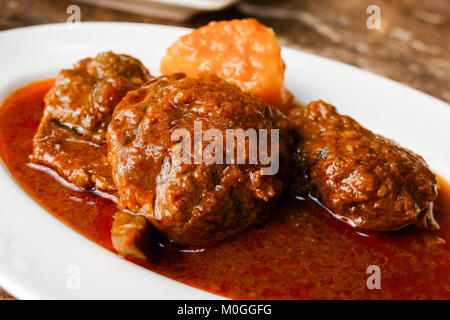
[0,80,449,299]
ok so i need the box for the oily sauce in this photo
[0,80,449,299]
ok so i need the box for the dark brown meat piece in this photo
[290,101,438,231]
[31,51,151,191]
[107,73,292,246]
[112,211,152,261]
[44,51,151,141]
[31,115,115,190]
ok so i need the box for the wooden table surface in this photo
[0,0,448,300]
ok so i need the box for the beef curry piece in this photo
[107,73,293,246]
[31,116,115,191]
[290,101,438,231]
[111,210,153,261]
[43,51,150,141]
[30,52,151,191]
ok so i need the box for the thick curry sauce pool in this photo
[0,80,449,299]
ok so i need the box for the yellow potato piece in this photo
[161,19,288,109]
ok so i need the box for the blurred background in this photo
[0,0,449,299]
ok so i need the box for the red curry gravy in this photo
[0,79,449,299]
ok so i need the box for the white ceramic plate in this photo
[0,22,449,300]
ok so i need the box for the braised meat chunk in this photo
[112,210,152,261]
[290,101,438,231]
[107,73,292,246]
[30,51,151,190]
[31,117,115,191]
[44,51,151,141]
